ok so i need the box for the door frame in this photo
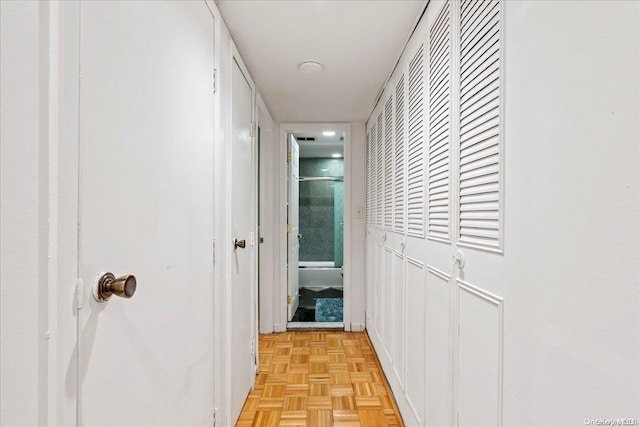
[256,93,277,334]
[277,123,352,331]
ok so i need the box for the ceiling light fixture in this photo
[322,131,336,137]
[332,153,342,158]
[299,60,323,74]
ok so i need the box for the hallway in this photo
[1,0,639,425]
[237,332,403,426]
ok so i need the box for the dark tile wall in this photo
[299,158,343,262]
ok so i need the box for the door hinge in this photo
[213,408,218,426]
[287,295,292,304]
[286,224,292,233]
[287,151,292,162]
[213,68,218,94]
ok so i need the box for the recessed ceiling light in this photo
[299,60,323,74]
[332,153,342,158]
[322,131,336,137]
[321,168,329,172]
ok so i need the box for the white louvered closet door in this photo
[423,3,455,427]
[407,44,426,237]
[394,75,406,234]
[366,131,372,225]
[428,0,452,243]
[370,121,378,227]
[457,0,503,251]
[376,112,384,227]
[363,0,508,425]
[452,1,506,427]
[384,96,394,231]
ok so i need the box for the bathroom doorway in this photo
[286,128,346,328]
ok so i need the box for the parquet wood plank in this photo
[236,331,404,426]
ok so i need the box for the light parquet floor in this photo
[236,331,404,427]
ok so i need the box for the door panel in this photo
[287,135,299,321]
[457,280,504,427]
[405,257,426,424]
[230,60,255,423]
[425,266,453,427]
[78,2,215,425]
[392,251,405,389]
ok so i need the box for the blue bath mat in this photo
[315,298,343,322]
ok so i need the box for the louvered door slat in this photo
[407,43,425,239]
[461,1,499,48]
[461,75,499,108]
[460,190,498,204]
[461,97,499,128]
[394,75,406,233]
[431,145,449,164]
[428,1,451,242]
[460,210,499,220]
[461,44,500,87]
[460,115,499,145]
[459,181,499,196]
[376,112,384,227]
[460,135,499,161]
[459,227,498,240]
[366,131,371,224]
[460,221,500,232]
[370,123,378,226]
[384,96,394,230]
[458,0,502,251]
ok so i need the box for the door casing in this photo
[277,123,352,331]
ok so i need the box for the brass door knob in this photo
[93,272,137,302]
[234,239,246,249]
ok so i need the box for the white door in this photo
[77,2,215,426]
[423,1,505,426]
[230,60,255,423]
[287,135,300,321]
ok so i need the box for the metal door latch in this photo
[453,250,465,269]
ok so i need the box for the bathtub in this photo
[299,261,343,291]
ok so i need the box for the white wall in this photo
[0,2,48,424]
[502,1,639,421]
[364,0,640,425]
[258,93,278,334]
[348,123,366,331]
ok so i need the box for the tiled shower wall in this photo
[299,158,343,265]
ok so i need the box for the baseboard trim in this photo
[351,322,365,331]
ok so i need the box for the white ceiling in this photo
[215,0,425,123]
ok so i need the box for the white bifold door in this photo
[77,2,215,425]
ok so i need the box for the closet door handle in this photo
[93,272,137,302]
[234,239,246,249]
